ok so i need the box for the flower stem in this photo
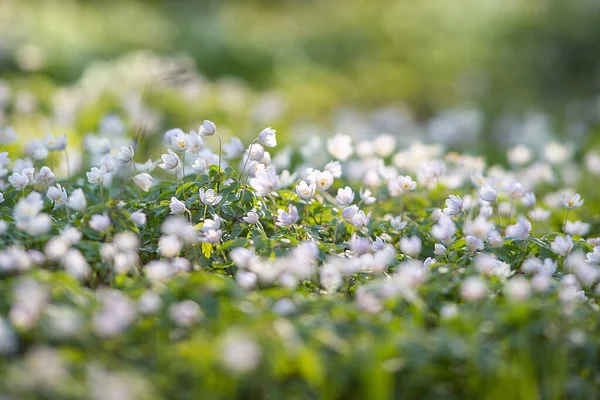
[64,149,71,179]
[215,131,223,193]
[563,210,570,234]
[238,139,257,181]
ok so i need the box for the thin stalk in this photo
[215,131,223,193]
[64,149,71,179]
[563,209,570,234]
[238,139,258,181]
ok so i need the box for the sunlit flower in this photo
[562,193,583,210]
[443,194,463,216]
[199,120,217,136]
[276,205,299,227]
[169,197,187,215]
[133,173,153,191]
[258,127,277,148]
[159,149,181,171]
[335,186,355,206]
[327,133,353,161]
[478,185,497,202]
[199,188,222,206]
[295,180,316,200]
[505,215,531,240]
[115,145,135,163]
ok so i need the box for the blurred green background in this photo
[1,0,600,158]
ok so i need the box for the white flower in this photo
[335,186,355,206]
[431,216,456,244]
[199,120,217,136]
[0,126,17,144]
[371,237,386,251]
[460,276,487,301]
[359,188,376,205]
[324,161,342,178]
[187,130,204,153]
[276,205,299,227]
[67,189,87,211]
[342,205,370,228]
[551,235,574,256]
[505,215,531,240]
[389,216,407,231]
[199,188,222,206]
[98,154,118,172]
[138,291,163,315]
[562,193,583,210]
[34,166,55,186]
[8,172,28,190]
[320,263,343,292]
[327,133,353,161]
[223,137,244,159]
[249,166,279,196]
[47,184,68,209]
[388,175,417,196]
[586,247,600,264]
[202,215,222,231]
[202,229,223,244]
[86,165,107,186]
[399,236,422,257]
[132,173,153,192]
[236,270,258,289]
[443,194,463,216]
[349,234,370,255]
[169,300,203,327]
[220,332,261,373]
[0,192,3,203]
[243,211,259,224]
[464,217,494,239]
[466,236,484,252]
[230,248,256,269]
[246,143,265,161]
[84,134,112,154]
[505,276,531,301]
[308,170,333,190]
[44,133,67,151]
[63,249,91,279]
[169,197,187,215]
[258,127,277,148]
[130,211,147,226]
[115,145,135,163]
[478,185,497,202]
[89,214,111,232]
[565,220,590,236]
[544,141,571,164]
[295,180,316,200]
[507,182,525,199]
[528,207,550,222]
[521,192,536,207]
[487,230,504,247]
[159,149,181,171]
[434,244,446,256]
[507,145,533,166]
[170,130,189,152]
[159,235,182,258]
[192,157,208,173]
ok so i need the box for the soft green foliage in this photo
[1,120,600,399]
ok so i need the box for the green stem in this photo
[563,210,570,234]
[64,149,71,179]
[215,131,223,194]
[238,139,258,181]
